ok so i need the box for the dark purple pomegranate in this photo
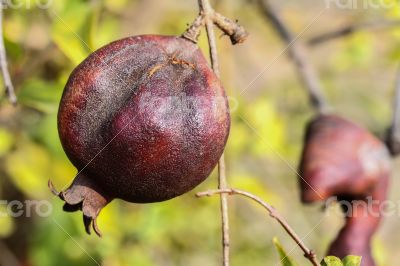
[49,35,230,236]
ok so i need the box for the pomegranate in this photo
[327,175,388,266]
[49,35,230,236]
[298,115,391,266]
[298,115,390,203]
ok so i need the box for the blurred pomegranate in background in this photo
[298,114,391,266]
[327,176,388,266]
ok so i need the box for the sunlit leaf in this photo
[241,98,286,157]
[372,237,387,266]
[226,122,250,156]
[51,0,92,65]
[272,237,298,266]
[5,141,52,198]
[0,205,15,237]
[342,256,362,266]
[4,36,23,61]
[3,12,26,43]
[94,16,120,49]
[33,112,65,157]
[80,1,102,51]
[17,79,63,113]
[0,128,14,156]
[334,33,373,70]
[321,256,343,266]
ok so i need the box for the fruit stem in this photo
[257,0,329,115]
[199,0,230,265]
[0,1,17,105]
[196,189,321,266]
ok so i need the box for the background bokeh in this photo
[0,0,400,265]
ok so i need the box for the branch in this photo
[198,0,229,265]
[257,0,329,114]
[308,20,400,46]
[213,12,248,45]
[183,2,248,265]
[0,2,16,105]
[196,188,321,266]
[182,2,248,45]
[0,241,21,266]
[386,66,400,156]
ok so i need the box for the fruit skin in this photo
[327,175,388,266]
[298,115,391,266]
[50,35,230,236]
[299,115,390,203]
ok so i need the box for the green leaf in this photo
[4,36,23,61]
[80,1,102,51]
[272,237,298,266]
[5,141,52,199]
[242,98,286,157]
[17,79,63,113]
[0,205,15,237]
[321,256,343,266]
[51,0,93,65]
[33,112,65,157]
[342,256,362,266]
[0,128,14,156]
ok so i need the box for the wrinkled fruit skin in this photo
[298,115,391,266]
[50,35,230,236]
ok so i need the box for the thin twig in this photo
[386,66,400,156]
[213,12,248,45]
[182,3,248,45]
[257,0,329,114]
[183,2,247,265]
[196,188,321,266]
[198,0,230,265]
[308,20,400,46]
[0,1,16,105]
[217,153,230,265]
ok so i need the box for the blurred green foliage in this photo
[273,238,361,266]
[321,256,361,266]
[272,237,298,266]
[0,0,400,265]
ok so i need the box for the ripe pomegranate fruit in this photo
[298,114,391,266]
[49,35,230,236]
